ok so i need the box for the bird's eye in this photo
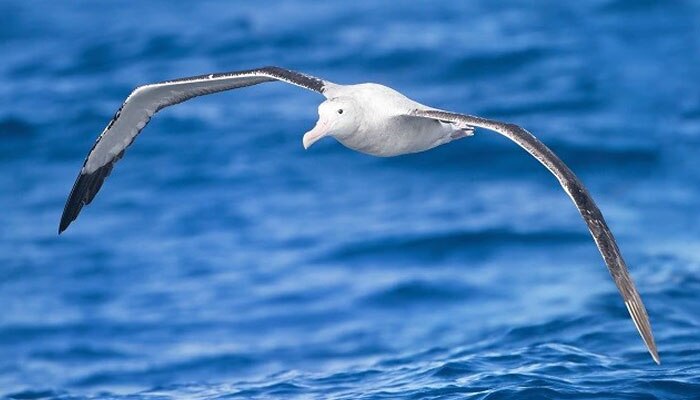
[337,109,343,114]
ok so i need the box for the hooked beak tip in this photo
[302,121,328,150]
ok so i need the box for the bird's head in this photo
[303,97,360,149]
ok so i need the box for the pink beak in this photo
[302,120,329,149]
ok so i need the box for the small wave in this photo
[0,116,35,138]
[321,228,589,263]
[361,279,482,307]
[32,345,129,362]
[4,390,64,400]
[443,47,550,80]
[72,353,255,389]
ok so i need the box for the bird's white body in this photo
[322,83,470,156]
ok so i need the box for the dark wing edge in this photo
[409,109,660,364]
[59,67,329,234]
[59,150,125,233]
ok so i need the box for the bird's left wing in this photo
[59,67,330,233]
[408,108,660,364]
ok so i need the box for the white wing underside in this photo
[86,69,327,173]
[60,67,329,233]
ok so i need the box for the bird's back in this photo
[328,82,425,115]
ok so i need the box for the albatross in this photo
[58,66,659,364]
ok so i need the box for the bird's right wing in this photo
[59,66,331,233]
[409,108,660,364]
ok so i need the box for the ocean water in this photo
[1,0,699,398]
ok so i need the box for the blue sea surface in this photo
[1,0,700,398]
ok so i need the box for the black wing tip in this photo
[623,294,661,365]
[58,159,118,235]
[58,171,94,235]
[651,349,661,365]
[58,219,69,234]
[645,333,661,365]
[58,204,77,234]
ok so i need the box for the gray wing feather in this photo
[59,67,329,233]
[410,109,660,364]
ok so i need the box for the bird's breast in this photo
[336,115,461,157]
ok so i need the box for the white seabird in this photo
[58,66,659,364]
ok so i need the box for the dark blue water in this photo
[2,1,700,398]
